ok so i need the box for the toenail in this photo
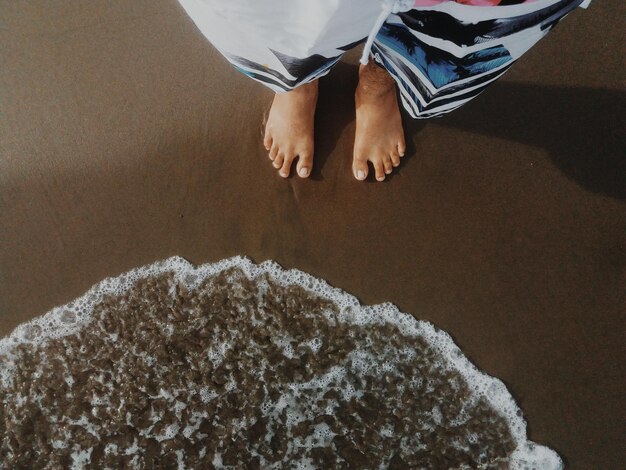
[377,176,385,181]
[299,167,309,177]
[385,169,392,174]
[357,170,366,180]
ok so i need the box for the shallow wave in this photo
[0,256,562,469]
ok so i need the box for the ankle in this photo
[356,62,395,98]
[289,79,319,97]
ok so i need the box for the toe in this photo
[374,160,385,181]
[296,152,313,178]
[383,158,393,175]
[353,155,369,181]
[391,149,401,167]
[264,132,272,151]
[269,144,279,160]
[398,141,406,157]
[280,154,295,178]
[273,153,284,169]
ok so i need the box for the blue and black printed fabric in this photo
[221,0,587,118]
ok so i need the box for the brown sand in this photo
[0,0,624,468]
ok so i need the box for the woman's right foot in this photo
[263,80,318,178]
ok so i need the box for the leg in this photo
[177,0,379,178]
[353,61,407,182]
[351,0,587,182]
[371,0,589,119]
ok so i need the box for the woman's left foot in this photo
[353,61,406,182]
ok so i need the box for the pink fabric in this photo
[413,0,538,5]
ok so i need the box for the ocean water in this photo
[0,256,563,469]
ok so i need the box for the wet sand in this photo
[0,0,624,468]
[2,258,533,467]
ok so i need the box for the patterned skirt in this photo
[177,0,590,118]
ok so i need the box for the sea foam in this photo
[0,256,563,469]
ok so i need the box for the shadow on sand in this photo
[440,82,625,201]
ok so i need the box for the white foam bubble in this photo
[154,423,180,442]
[70,447,93,470]
[199,387,218,403]
[52,440,68,449]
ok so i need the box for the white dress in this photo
[177,0,591,118]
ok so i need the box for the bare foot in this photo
[263,80,318,178]
[353,62,406,182]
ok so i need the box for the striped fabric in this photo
[178,0,589,119]
[373,0,588,118]
[414,0,543,5]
